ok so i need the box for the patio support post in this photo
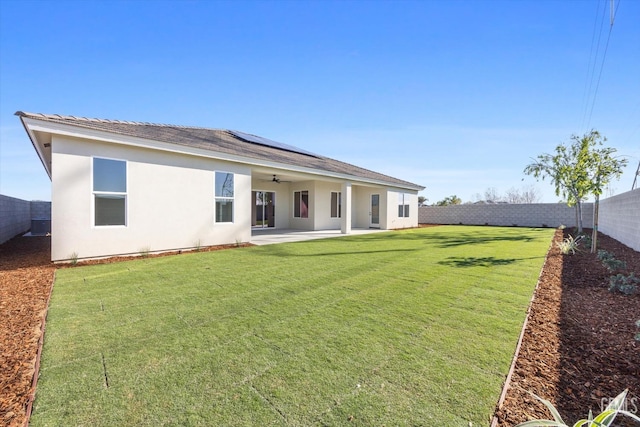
[341,181,352,234]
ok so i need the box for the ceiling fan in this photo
[266,174,291,184]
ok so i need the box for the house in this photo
[17,112,425,261]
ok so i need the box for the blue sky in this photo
[1,0,638,203]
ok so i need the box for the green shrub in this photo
[515,389,640,427]
[635,320,640,342]
[597,250,627,272]
[608,273,639,295]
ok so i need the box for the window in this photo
[330,191,341,218]
[93,158,126,226]
[398,193,410,218]
[215,171,234,223]
[294,190,309,218]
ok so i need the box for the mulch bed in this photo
[495,229,640,426]
[1,229,639,426]
[0,236,54,427]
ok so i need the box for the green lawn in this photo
[32,226,554,426]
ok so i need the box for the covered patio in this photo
[250,227,387,245]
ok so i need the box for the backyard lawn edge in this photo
[489,229,559,427]
[22,270,55,427]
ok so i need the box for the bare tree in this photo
[504,187,523,204]
[471,193,483,203]
[519,185,541,203]
[483,187,502,203]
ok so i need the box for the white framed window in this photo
[93,157,127,226]
[293,190,309,218]
[398,193,410,218]
[215,171,234,223]
[330,191,341,218]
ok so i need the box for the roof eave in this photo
[16,112,52,179]
[16,112,425,191]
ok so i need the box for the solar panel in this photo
[228,130,318,157]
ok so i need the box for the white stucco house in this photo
[17,111,424,262]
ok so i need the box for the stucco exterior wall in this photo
[351,187,381,229]
[598,188,640,252]
[386,190,418,229]
[313,181,344,230]
[352,186,371,228]
[289,181,315,230]
[51,135,251,261]
[419,203,595,228]
[0,194,31,244]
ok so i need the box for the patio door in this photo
[370,194,380,228]
[252,191,276,228]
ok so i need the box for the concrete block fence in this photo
[419,203,594,229]
[0,195,52,244]
[598,188,640,252]
[0,195,31,244]
[419,188,639,252]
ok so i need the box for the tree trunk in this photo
[591,196,599,253]
[576,201,583,234]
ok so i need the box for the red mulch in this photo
[495,229,640,426]
[1,230,639,426]
[0,236,54,427]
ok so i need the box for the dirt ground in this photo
[0,236,54,427]
[1,229,639,427]
[495,229,640,426]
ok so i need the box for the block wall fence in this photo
[597,188,640,252]
[0,195,52,244]
[419,188,640,252]
[419,203,595,229]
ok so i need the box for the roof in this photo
[15,111,424,191]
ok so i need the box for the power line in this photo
[584,0,621,131]
[579,0,608,131]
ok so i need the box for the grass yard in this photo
[31,226,554,426]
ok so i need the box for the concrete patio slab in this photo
[250,228,388,245]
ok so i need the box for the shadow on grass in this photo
[353,228,540,248]
[437,255,546,268]
[438,256,517,267]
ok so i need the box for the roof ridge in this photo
[15,111,221,131]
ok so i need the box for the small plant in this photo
[557,234,584,255]
[139,246,151,258]
[578,233,592,249]
[608,273,639,295]
[235,238,243,247]
[515,388,640,427]
[635,319,640,342]
[597,250,626,272]
[194,239,202,252]
[69,251,79,265]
